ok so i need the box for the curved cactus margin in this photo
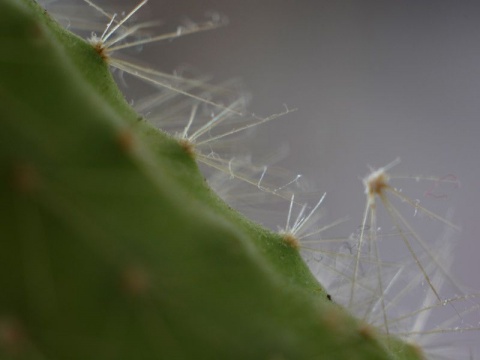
[0,0,424,359]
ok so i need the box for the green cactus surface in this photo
[0,0,424,359]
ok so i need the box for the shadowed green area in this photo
[0,0,423,359]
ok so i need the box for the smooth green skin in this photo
[0,0,423,359]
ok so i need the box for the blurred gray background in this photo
[69,0,480,291]
[142,0,480,291]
